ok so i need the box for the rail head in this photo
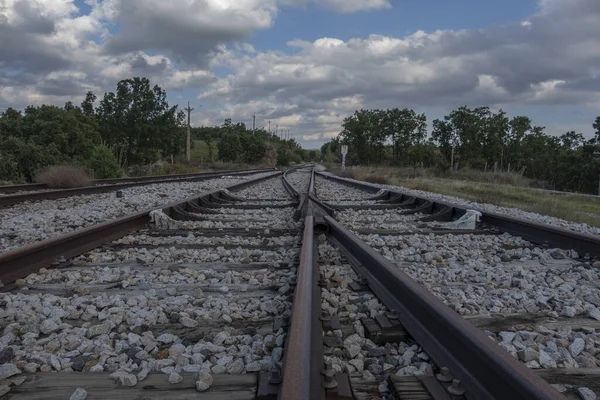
[278,215,325,400]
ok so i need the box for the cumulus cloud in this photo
[198,0,600,142]
[98,0,278,67]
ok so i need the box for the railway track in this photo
[0,165,598,399]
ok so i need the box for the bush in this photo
[35,165,91,188]
[87,144,123,179]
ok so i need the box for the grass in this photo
[331,166,600,228]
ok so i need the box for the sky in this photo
[1,0,599,150]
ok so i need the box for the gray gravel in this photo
[285,169,312,194]
[0,172,275,254]
[0,178,300,393]
[315,177,374,202]
[319,236,433,399]
[235,176,292,200]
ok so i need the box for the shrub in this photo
[35,165,91,188]
[87,144,123,179]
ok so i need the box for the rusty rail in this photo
[279,215,324,400]
[0,167,276,194]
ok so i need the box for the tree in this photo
[217,132,241,162]
[96,77,184,166]
[591,116,600,144]
[308,150,321,161]
[81,91,97,117]
[87,143,123,179]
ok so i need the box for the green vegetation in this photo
[87,144,124,179]
[190,119,319,167]
[322,107,600,194]
[0,77,188,184]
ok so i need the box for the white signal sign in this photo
[341,145,348,170]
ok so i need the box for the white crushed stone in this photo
[357,232,600,319]
[285,169,312,194]
[235,176,292,200]
[315,177,374,202]
[0,225,296,379]
[196,372,213,391]
[0,172,276,253]
[69,388,88,400]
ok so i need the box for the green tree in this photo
[217,132,242,162]
[87,144,123,179]
[96,77,184,165]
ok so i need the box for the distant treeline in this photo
[190,121,320,166]
[321,107,600,194]
[0,76,319,184]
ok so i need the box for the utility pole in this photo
[185,102,194,163]
[252,114,256,131]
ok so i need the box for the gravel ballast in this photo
[0,172,274,254]
[0,177,299,392]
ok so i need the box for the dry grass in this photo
[154,163,204,176]
[35,165,91,188]
[332,166,600,228]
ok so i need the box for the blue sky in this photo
[251,0,538,52]
[1,0,599,149]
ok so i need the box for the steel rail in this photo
[278,165,328,399]
[279,215,324,400]
[0,171,282,285]
[316,171,600,257]
[324,215,565,400]
[0,168,277,207]
[0,167,275,194]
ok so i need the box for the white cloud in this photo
[2,0,600,146]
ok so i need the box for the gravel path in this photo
[0,172,274,254]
